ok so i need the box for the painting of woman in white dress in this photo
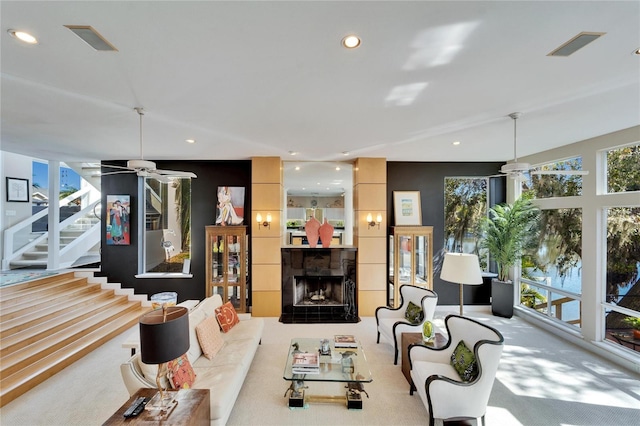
[215,186,245,226]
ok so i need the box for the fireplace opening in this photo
[294,276,344,306]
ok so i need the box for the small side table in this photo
[401,332,447,384]
[103,388,210,426]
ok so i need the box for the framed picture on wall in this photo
[215,186,245,225]
[393,191,422,225]
[106,195,131,245]
[6,177,29,202]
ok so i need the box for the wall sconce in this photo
[256,213,272,229]
[367,213,382,229]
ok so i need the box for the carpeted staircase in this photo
[0,272,149,407]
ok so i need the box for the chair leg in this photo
[376,331,380,344]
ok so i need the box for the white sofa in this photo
[120,294,264,426]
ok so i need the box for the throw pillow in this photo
[404,301,424,325]
[166,354,196,389]
[450,340,478,382]
[196,315,225,359]
[215,301,240,332]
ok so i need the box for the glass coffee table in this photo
[283,337,373,409]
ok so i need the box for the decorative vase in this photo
[319,218,335,248]
[422,320,435,342]
[305,217,321,248]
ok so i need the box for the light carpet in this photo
[0,310,639,426]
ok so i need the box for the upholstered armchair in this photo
[408,314,504,426]
[375,285,438,364]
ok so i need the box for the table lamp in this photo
[440,253,483,316]
[139,305,189,412]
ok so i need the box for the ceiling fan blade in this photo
[101,170,136,176]
[146,172,173,183]
[101,164,132,171]
[532,170,589,176]
[154,169,197,178]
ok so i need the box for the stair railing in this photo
[2,186,98,270]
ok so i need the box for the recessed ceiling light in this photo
[336,166,341,171]
[288,151,298,156]
[295,166,300,171]
[342,35,361,49]
[635,47,640,55]
[342,151,350,156]
[8,29,38,44]
[452,141,461,146]
[185,139,196,144]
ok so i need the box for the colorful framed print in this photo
[6,177,29,202]
[106,195,131,245]
[393,191,422,226]
[215,186,245,226]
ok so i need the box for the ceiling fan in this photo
[495,112,589,180]
[101,107,197,181]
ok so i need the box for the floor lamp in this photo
[139,305,189,413]
[440,253,483,316]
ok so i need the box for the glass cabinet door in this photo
[414,235,428,285]
[205,226,248,312]
[398,235,412,284]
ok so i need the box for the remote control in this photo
[123,396,147,418]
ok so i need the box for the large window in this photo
[143,177,191,274]
[607,144,640,193]
[444,177,488,265]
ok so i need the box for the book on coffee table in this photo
[334,335,357,348]
[292,352,320,374]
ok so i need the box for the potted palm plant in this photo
[478,197,539,318]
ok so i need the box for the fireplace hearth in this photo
[281,247,357,323]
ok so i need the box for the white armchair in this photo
[375,285,438,364]
[408,314,504,426]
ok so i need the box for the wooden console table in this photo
[401,332,447,384]
[103,388,209,426]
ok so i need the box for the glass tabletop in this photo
[283,337,372,383]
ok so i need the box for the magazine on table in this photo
[334,335,357,348]
[292,352,319,368]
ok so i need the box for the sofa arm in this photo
[120,354,156,396]
[237,313,252,321]
[408,342,452,365]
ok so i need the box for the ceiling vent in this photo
[64,25,118,51]
[548,32,605,57]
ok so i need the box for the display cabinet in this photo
[205,225,248,312]
[388,226,433,308]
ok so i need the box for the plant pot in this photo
[633,329,640,340]
[491,278,513,318]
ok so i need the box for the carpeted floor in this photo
[0,310,638,425]
[0,270,57,287]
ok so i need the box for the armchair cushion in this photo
[405,301,424,324]
[450,340,478,382]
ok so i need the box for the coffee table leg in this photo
[346,382,368,409]
[288,389,305,408]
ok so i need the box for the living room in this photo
[1,1,639,424]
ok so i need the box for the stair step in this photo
[0,298,142,376]
[0,305,147,407]
[0,271,148,408]
[0,293,132,358]
[0,281,102,321]
[0,289,117,339]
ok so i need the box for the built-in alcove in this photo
[281,247,358,323]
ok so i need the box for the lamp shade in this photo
[139,306,189,364]
[440,253,483,285]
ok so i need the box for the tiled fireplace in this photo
[280,247,358,323]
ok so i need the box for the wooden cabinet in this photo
[205,225,248,312]
[388,226,433,308]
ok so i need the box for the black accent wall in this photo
[100,160,252,303]
[387,162,506,307]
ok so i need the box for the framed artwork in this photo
[215,186,245,226]
[6,177,29,202]
[106,195,131,245]
[393,191,422,226]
